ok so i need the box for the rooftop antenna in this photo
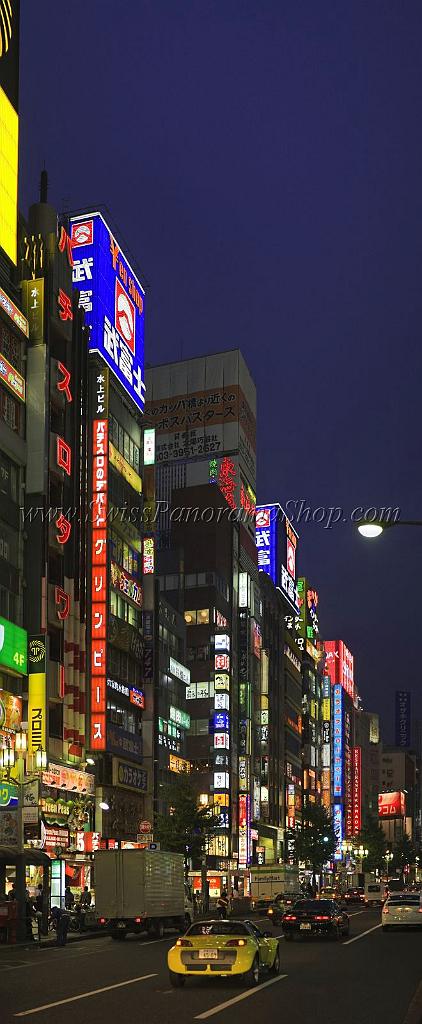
[40,168,48,203]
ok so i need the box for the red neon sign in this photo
[323,640,354,698]
[352,746,362,835]
[58,288,73,322]
[58,225,74,267]
[55,586,70,621]
[57,362,73,403]
[57,436,72,476]
[91,419,108,750]
[56,513,71,545]
[218,457,236,510]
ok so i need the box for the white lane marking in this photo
[343,924,382,946]
[14,973,157,1016]
[2,935,172,972]
[194,974,288,1020]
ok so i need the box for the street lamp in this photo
[385,850,394,883]
[357,519,422,539]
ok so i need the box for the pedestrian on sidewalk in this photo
[55,908,70,946]
[64,886,74,910]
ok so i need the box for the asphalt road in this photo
[0,909,421,1024]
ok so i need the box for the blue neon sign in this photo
[333,803,343,861]
[211,711,230,732]
[256,505,278,583]
[332,683,343,800]
[70,213,145,411]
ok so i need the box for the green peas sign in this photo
[0,616,27,675]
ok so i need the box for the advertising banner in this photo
[378,791,406,818]
[70,213,145,411]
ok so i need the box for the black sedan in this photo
[267,894,302,926]
[343,888,364,906]
[282,900,350,941]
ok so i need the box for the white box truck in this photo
[95,849,194,940]
[250,864,300,905]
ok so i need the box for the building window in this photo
[107,699,138,733]
[109,414,140,474]
[110,529,141,578]
[184,607,211,625]
[110,590,141,630]
[187,644,210,662]
[0,386,21,434]
[49,702,63,739]
[0,585,18,622]
[0,321,23,371]
[0,451,19,502]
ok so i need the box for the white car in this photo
[382,893,422,931]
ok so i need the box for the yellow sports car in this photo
[168,918,280,987]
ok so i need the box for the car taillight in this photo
[226,938,246,947]
[284,914,297,921]
[99,917,106,925]
[383,908,389,915]
[418,908,422,914]
[176,938,193,947]
[314,915,330,921]
[134,917,142,924]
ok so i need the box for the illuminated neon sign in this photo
[70,212,146,411]
[91,417,108,750]
[324,640,354,698]
[332,683,343,800]
[352,746,362,835]
[333,803,343,861]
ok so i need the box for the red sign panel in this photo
[352,746,362,835]
[91,419,108,750]
[378,791,406,818]
[324,640,354,698]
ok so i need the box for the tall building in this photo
[155,594,190,816]
[145,350,257,551]
[256,504,302,864]
[147,351,259,882]
[295,579,323,809]
[69,211,150,844]
[380,747,416,841]
[354,710,382,826]
[0,0,26,761]
[324,640,360,858]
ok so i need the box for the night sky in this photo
[20,1,422,740]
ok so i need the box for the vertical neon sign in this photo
[91,416,108,750]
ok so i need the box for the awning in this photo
[0,847,51,866]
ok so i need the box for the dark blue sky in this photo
[20,1,422,740]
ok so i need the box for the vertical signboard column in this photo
[332,683,344,859]
[90,368,109,751]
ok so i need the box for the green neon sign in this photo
[0,616,28,675]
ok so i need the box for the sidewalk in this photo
[0,928,108,953]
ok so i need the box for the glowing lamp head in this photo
[99,800,109,811]
[357,523,384,538]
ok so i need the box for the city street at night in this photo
[1,912,421,1024]
[0,3,422,1023]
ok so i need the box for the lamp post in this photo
[0,733,47,941]
[357,520,422,539]
[385,850,394,884]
